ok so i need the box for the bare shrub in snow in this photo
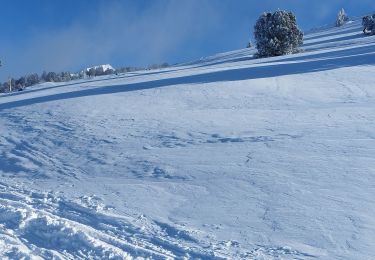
[336,8,349,27]
[254,10,303,58]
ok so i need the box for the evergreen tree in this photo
[104,69,115,75]
[95,66,105,76]
[41,71,48,82]
[26,73,40,87]
[362,14,375,35]
[46,72,59,82]
[15,76,26,90]
[254,10,303,58]
[336,8,349,27]
[87,68,96,77]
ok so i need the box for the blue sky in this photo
[1,0,374,80]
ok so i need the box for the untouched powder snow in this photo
[1,19,375,259]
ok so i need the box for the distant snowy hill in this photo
[1,18,375,259]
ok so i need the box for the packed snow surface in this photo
[1,19,375,259]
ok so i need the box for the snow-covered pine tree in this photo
[336,8,349,27]
[254,10,303,58]
[362,14,375,35]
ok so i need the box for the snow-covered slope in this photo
[1,19,375,259]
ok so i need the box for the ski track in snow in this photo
[0,182,225,259]
[1,19,375,259]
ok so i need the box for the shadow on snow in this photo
[1,44,375,111]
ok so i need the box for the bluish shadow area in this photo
[305,25,360,41]
[259,44,375,64]
[303,33,365,48]
[0,154,28,174]
[1,44,374,111]
[191,55,255,69]
[185,49,256,68]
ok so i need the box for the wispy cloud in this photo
[2,0,375,81]
[0,0,221,80]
